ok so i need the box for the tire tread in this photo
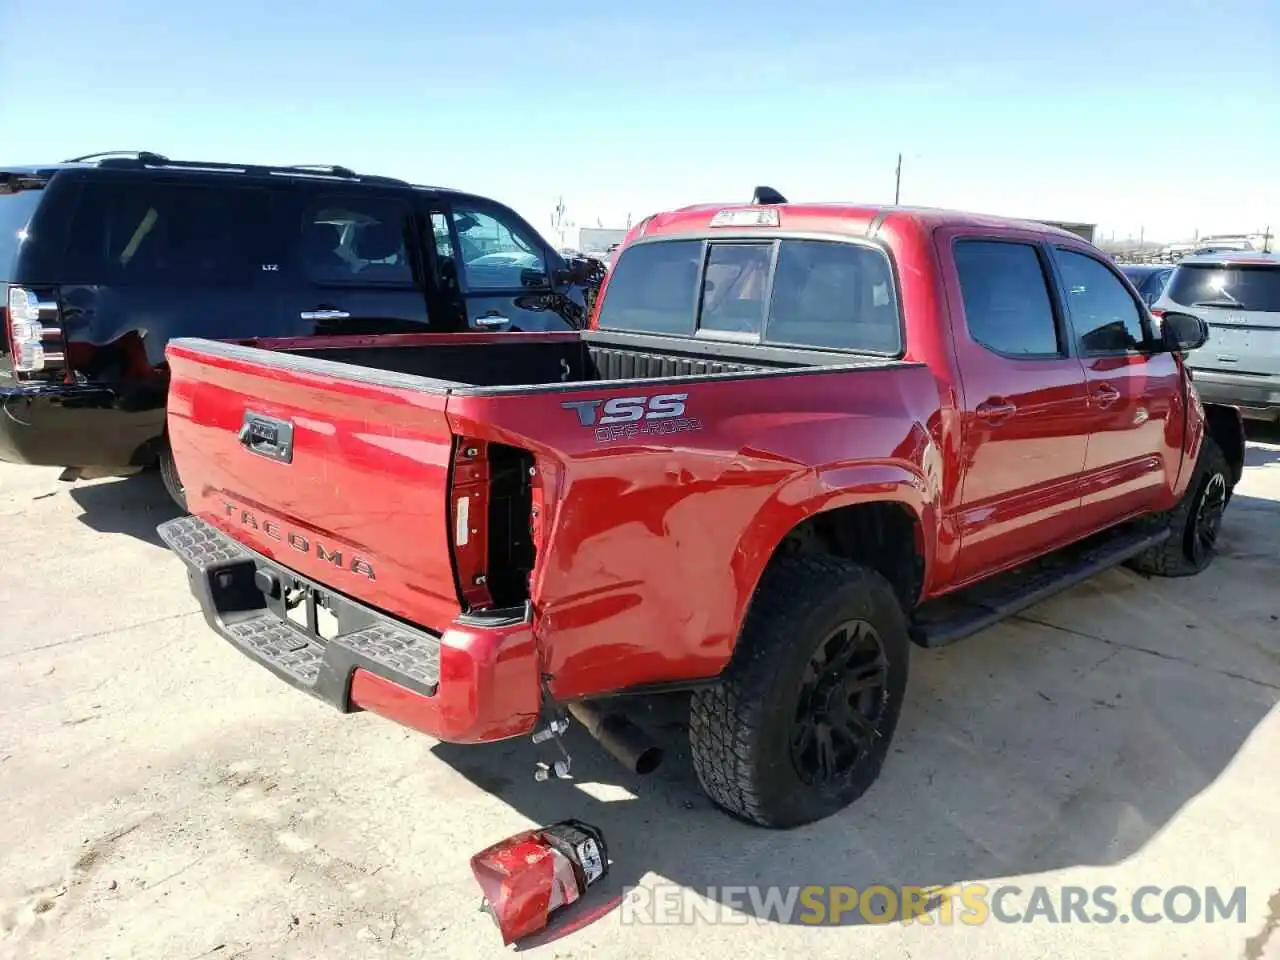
[1128,437,1229,578]
[689,554,904,827]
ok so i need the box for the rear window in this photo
[63,180,272,285]
[1165,263,1280,313]
[596,237,901,354]
[0,187,44,279]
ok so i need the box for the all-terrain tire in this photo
[689,555,910,829]
[1127,437,1231,578]
[158,441,188,512]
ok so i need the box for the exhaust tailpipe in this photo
[566,702,664,775]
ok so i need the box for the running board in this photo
[910,526,1170,648]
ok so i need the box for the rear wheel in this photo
[158,441,188,512]
[689,555,910,828]
[1128,437,1231,577]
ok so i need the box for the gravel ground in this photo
[1,427,1278,959]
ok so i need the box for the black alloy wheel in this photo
[790,619,889,786]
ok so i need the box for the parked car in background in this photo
[1119,263,1173,306]
[1152,250,1280,421]
[0,152,603,507]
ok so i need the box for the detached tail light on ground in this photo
[471,819,609,945]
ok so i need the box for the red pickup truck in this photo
[157,197,1245,829]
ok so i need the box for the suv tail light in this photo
[6,285,66,376]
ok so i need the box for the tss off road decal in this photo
[561,393,704,443]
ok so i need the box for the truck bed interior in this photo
[275,330,904,392]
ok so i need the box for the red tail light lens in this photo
[449,436,494,611]
[470,820,608,945]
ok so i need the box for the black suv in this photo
[1,152,603,506]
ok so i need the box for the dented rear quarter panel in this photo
[445,361,944,700]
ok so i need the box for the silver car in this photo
[1152,250,1280,421]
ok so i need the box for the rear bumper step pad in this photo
[158,514,440,710]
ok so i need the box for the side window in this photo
[64,182,270,286]
[451,207,548,291]
[1137,271,1166,306]
[428,211,460,295]
[302,195,413,285]
[953,240,1061,357]
[0,189,43,277]
[1150,269,1173,303]
[429,212,453,260]
[699,243,771,335]
[1056,248,1152,355]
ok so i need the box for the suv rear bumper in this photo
[0,381,165,467]
[1191,369,1280,417]
[157,515,541,743]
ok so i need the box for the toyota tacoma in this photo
[156,193,1245,828]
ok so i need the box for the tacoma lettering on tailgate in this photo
[221,501,377,580]
[561,392,703,444]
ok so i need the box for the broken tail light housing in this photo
[471,819,608,945]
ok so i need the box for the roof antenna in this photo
[752,186,787,205]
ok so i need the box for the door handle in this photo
[300,309,351,321]
[1092,383,1120,407]
[474,314,510,328]
[238,411,295,463]
[976,399,1017,424]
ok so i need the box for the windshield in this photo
[1165,263,1280,312]
[0,187,44,280]
[597,237,902,354]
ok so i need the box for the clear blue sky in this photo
[3,0,1277,245]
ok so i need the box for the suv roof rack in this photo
[283,164,360,178]
[60,152,408,186]
[63,150,172,165]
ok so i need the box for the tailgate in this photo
[166,338,461,632]
[1189,312,1280,377]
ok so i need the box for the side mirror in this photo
[554,256,607,289]
[519,267,550,289]
[1160,311,1209,353]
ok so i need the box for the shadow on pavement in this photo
[67,470,183,547]
[434,492,1280,931]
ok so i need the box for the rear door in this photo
[1049,245,1181,527]
[421,194,584,332]
[940,232,1090,582]
[281,185,432,336]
